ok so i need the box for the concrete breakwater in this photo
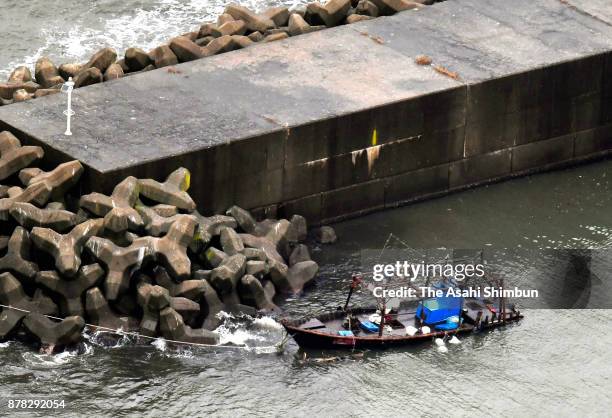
[0,0,611,226]
[0,130,332,353]
[0,0,441,105]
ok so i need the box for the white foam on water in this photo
[252,316,283,330]
[0,341,11,348]
[1,0,308,78]
[20,341,95,366]
[110,333,134,349]
[216,311,236,321]
[152,341,195,358]
[3,1,214,75]
[22,350,78,367]
[152,337,167,352]
[213,313,285,347]
[215,324,264,346]
[81,343,94,355]
[83,328,131,348]
[82,329,102,345]
[167,347,196,358]
[249,345,279,354]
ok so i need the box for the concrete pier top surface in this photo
[1,0,612,174]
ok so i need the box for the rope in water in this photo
[0,303,288,352]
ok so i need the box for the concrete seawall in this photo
[0,0,611,224]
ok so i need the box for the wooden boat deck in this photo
[282,298,523,349]
[297,301,514,337]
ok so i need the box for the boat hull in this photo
[282,315,522,350]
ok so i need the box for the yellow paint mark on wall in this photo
[371,128,378,146]
[182,170,191,191]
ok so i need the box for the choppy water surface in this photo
[1,158,611,416]
[1,310,610,417]
[2,2,611,415]
[0,0,304,80]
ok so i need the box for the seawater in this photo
[0,0,304,80]
[2,3,611,415]
[1,158,611,417]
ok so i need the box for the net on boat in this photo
[358,234,507,308]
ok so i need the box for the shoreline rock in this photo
[315,226,338,244]
[2,0,435,104]
[0,130,331,353]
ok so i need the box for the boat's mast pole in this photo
[378,298,386,337]
[344,274,361,311]
[344,284,355,311]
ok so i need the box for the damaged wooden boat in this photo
[281,278,523,350]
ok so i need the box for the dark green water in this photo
[2,159,612,417]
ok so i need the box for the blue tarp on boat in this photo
[434,322,459,331]
[359,321,379,333]
[434,316,460,330]
[416,296,463,325]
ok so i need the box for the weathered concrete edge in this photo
[4,50,611,225]
[2,0,612,226]
[299,148,612,225]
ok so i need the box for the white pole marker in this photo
[61,77,75,136]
